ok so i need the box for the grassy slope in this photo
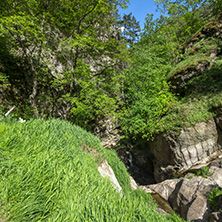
[0,118,183,221]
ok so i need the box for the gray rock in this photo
[147,119,220,182]
[186,193,208,222]
[156,208,170,216]
[98,160,122,193]
[148,179,181,201]
[94,117,121,149]
[129,176,138,190]
[170,60,210,94]
[142,167,222,221]
[210,158,222,168]
[210,167,222,188]
[170,176,218,221]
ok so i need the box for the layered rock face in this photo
[148,119,221,182]
[131,118,222,183]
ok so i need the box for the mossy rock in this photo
[184,12,222,51]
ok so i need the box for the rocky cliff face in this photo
[131,12,222,184]
[140,118,221,182]
[169,12,222,95]
[115,13,222,221]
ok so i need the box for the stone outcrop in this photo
[210,212,222,222]
[98,160,122,192]
[132,118,222,183]
[213,106,222,146]
[129,176,138,190]
[141,165,222,222]
[185,12,222,51]
[98,160,138,192]
[170,60,210,94]
[94,117,121,149]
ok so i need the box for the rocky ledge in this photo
[141,159,222,222]
[132,117,222,183]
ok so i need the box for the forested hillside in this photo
[0,0,129,129]
[1,0,222,140]
[120,0,222,140]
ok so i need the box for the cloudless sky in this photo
[118,0,160,30]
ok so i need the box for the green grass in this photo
[186,166,214,179]
[0,118,184,221]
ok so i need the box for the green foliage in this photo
[0,0,129,127]
[122,5,222,139]
[209,0,222,15]
[119,4,221,140]
[208,186,222,211]
[119,45,175,139]
[169,37,222,79]
[0,118,183,221]
[186,59,222,96]
[168,55,210,79]
[130,56,222,136]
[156,97,214,134]
[1,0,221,145]
[153,0,215,65]
[118,12,141,46]
[196,166,211,178]
[156,58,222,134]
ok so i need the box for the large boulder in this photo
[98,160,122,193]
[142,166,222,221]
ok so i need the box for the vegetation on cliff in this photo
[0,0,130,128]
[120,0,222,139]
[1,0,222,220]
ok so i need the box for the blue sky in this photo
[119,0,160,30]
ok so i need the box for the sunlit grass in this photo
[0,118,183,221]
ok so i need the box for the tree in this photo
[0,0,129,128]
[120,44,174,139]
[209,0,222,15]
[118,13,141,46]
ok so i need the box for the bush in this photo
[208,186,222,211]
